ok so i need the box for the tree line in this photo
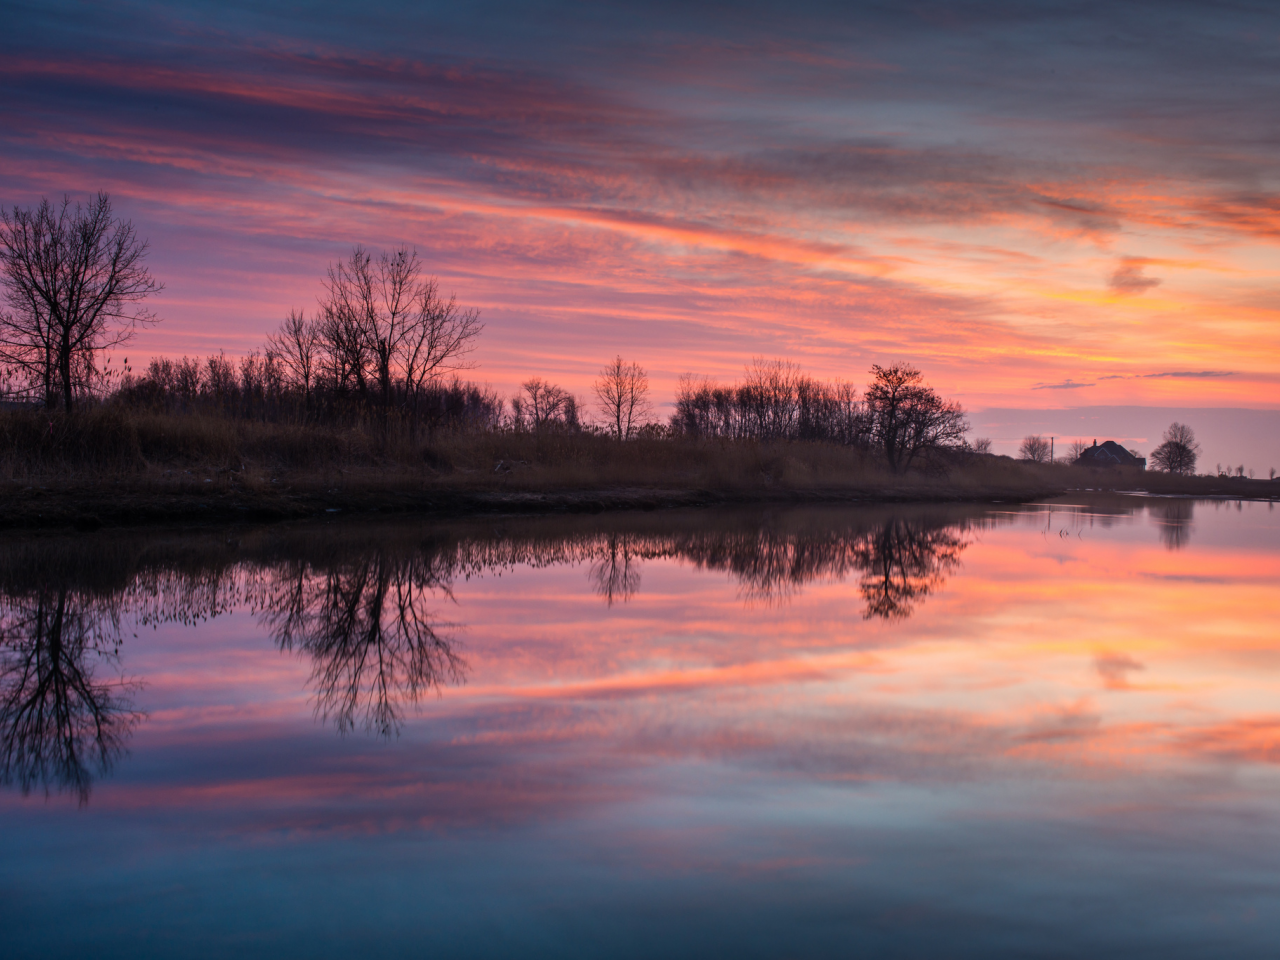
[0,192,1043,476]
[1014,422,1204,475]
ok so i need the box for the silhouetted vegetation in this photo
[1019,435,1051,463]
[0,193,161,411]
[671,359,866,445]
[1149,422,1200,475]
[1,210,1265,514]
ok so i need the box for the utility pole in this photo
[1050,437,1054,462]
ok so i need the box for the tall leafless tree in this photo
[0,193,161,410]
[266,309,321,411]
[1149,422,1200,475]
[594,355,651,440]
[316,245,481,422]
[864,364,968,473]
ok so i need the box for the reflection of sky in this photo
[4,500,1280,956]
[3,2,1280,434]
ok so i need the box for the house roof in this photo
[1074,440,1145,467]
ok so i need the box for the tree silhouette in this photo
[864,364,968,473]
[594,356,652,440]
[1019,435,1051,462]
[0,193,161,410]
[1149,422,1200,475]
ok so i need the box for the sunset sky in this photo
[3,1,1278,462]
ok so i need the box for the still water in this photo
[2,497,1279,958]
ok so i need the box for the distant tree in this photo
[512,377,578,433]
[1148,422,1200,475]
[267,309,321,409]
[316,245,481,420]
[863,363,968,473]
[1019,435,1052,462]
[1068,439,1089,461]
[971,437,992,455]
[594,355,651,440]
[0,193,162,410]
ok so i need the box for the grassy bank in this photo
[0,407,1274,529]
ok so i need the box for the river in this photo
[2,497,1278,957]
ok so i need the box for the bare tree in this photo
[1019,435,1052,462]
[0,194,161,410]
[401,276,482,417]
[594,355,651,440]
[971,437,993,455]
[1149,422,1200,475]
[1068,439,1089,462]
[513,377,578,433]
[267,309,320,410]
[864,364,968,473]
[316,245,481,421]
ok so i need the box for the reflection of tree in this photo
[590,534,642,606]
[853,520,968,620]
[0,589,141,803]
[1151,500,1194,550]
[634,514,971,618]
[257,551,465,736]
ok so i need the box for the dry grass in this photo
[0,408,1273,530]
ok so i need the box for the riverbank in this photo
[2,407,1274,529]
[2,457,1274,531]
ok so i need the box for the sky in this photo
[2,1,1279,461]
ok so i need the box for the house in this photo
[1074,440,1146,470]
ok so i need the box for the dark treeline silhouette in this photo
[0,194,986,481]
[118,352,504,435]
[672,360,969,472]
[672,359,865,444]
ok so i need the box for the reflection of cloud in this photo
[1108,258,1162,295]
[1094,651,1144,690]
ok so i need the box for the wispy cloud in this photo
[1033,379,1096,390]
[1098,371,1234,381]
[0,1,1277,406]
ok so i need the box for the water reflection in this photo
[0,588,141,804]
[1152,500,1195,550]
[855,519,969,620]
[590,534,643,606]
[0,498,1207,802]
[258,551,465,735]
